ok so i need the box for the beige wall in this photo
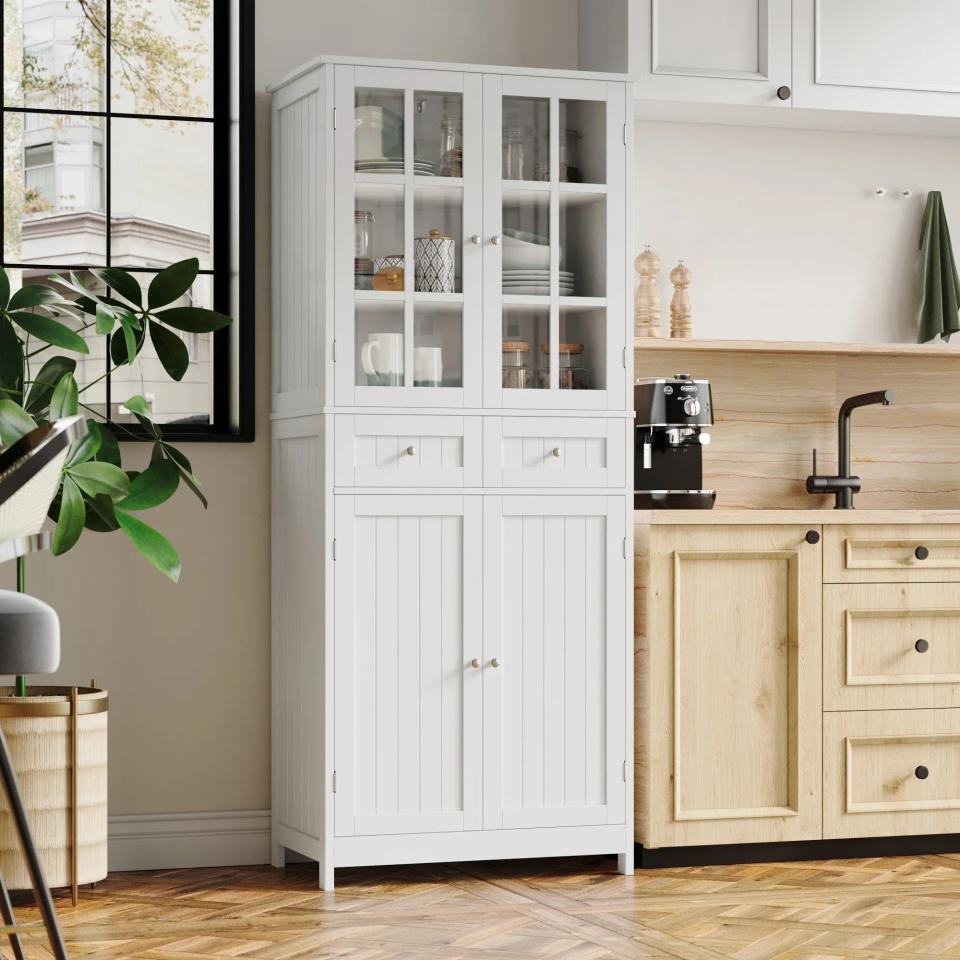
[4,2,580,827]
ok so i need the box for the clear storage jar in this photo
[502,340,533,389]
[538,342,587,389]
[502,127,531,181]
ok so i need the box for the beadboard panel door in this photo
[483,496,627,830]
[643,525,822,847]
[334,496,483,837]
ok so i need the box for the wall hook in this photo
[874,187,887,198]
[900,189,913,199]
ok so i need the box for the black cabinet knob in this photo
[915,638,930,653]
[915,545,930,560]
[805,530,820,544]
[915,765,930,780]
[776,85,791,100]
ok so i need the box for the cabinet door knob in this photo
[776,85,791,100]
[404,446,417,457]
[805,530,820,545]
[470,658,481,669]
[915,765,930,780]
[470,234,482,245]
[915,638,930,653]
[915,545,930,560]
[551,447,563,458]
[491,235,502,246]
[491,657,502,668]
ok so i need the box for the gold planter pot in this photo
[0,686,107,902]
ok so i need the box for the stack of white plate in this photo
[502,270,575,296]
[355,158,437,176]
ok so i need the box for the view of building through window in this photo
[2,0,218,426]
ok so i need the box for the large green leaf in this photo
[122,394,152,417]
[92,421,121,467]
[83,493,119,532]
[10,311,89,353]
[24,356,76,414]
[52,476,84,555]
[116,511,181,582]
[109,321,145,366]
[66,419,102,467]
[8,284,60,311]
[95,304,116,336]
[148,258,198,309]
[49,372,78,420]
[0,270,10,311]
[155,307,231,333]
[67,461,130,499]
[91,267,142,307]
[161,442,207,508]
[149,320,189,381]
[0,401,36,446]
[117,459,180,510]
[0,316,23,390]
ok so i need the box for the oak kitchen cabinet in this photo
[270,56,634,888]
[637,515,960,853]
[579,0,960,119]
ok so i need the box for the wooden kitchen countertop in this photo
[634,509,960,525]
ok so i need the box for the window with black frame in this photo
[1,0,252,439]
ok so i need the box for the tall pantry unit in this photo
[270,55,634,889]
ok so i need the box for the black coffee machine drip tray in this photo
[634,490,716,510]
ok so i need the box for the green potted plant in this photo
[0,257,232,895]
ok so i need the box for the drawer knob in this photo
[776,85,791,100]
[470,658,481,669]
[805,530,820,545]
[491,657,502,668]
[915,638,930,653]
[915,545,930,560]
[551,447,563,458]
[915,765,930,780]
[404,446,417,457]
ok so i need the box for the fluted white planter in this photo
[0,687,107,891]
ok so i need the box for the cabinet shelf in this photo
[502,181,607,209]
[634,337,960,358]
[355,290,464,307]
[502,295,607,310]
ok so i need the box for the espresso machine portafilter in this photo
[634,374,716,509]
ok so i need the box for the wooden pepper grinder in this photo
[669,260,692,339]
[634,245,662,339]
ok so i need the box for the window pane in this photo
[110,273,214,425]
[110,0,213,118]
[110,118,213,269]
[3,0,106,111]
[4,113,107,264]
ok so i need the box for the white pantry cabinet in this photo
[270,55,634,889]
[580,0,960,120]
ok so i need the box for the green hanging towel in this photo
[917,190,960,343]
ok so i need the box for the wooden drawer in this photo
[824,525,960,583]
[824,708,960,839]
[334,415,482,487]
[824,584,960,711]
[483,417,628,488]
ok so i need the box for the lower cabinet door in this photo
[482,496,628,830]
[824,708,960,839]
[334,495,483,836]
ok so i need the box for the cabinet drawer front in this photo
[483,418,627,488]
[335,416,481,487]
[825,584,960,711]
[824,525,960,583]
[824,709,960,838]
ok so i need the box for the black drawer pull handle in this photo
[915,638,930,653]
[915,545,930,560]
[805,530,820,544]
[915,765,930,780]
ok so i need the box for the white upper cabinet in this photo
[580,0,960,120]
[793,0,960,118]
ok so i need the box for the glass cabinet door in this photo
[484,76,627,410]
[335,66,482,407]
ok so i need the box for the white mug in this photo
[414,346,443,388]
[360,333,403,386]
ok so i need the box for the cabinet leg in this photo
[271,842,286,869]
[618,850,634,876]
[319,859,334,891]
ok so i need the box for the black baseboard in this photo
[636,834,960,868]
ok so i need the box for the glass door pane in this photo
[355,88,404,172]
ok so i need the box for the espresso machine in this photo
[634,374,716,509]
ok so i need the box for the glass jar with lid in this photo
[538,342,587,389]
[502,127,531,180]
[355,209,375,290]
[502,340,533,389]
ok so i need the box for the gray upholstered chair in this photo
[0,415,87,960]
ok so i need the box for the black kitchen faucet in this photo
[805,390,895,509]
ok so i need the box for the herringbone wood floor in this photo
[10,854,960,959]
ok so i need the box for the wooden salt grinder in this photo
[669,261,692,339]
[634,246,662,338]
